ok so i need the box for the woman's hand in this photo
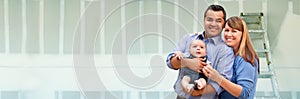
[203,64,224,85]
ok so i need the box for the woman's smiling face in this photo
[223,23,243,52]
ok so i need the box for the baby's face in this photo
[189,40,206,58]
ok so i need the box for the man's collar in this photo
[198,31,222,45]
[197,32,205,40]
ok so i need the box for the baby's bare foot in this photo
[185,84,194,93]
[194,79,207,89]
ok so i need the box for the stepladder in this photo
[240,12,281,99]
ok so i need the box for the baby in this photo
[181,40,209,93]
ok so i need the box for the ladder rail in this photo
[261,15,281,98]
[241,12,281,99]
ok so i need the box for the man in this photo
[166,4,234,99]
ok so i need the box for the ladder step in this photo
[240,12,264,16]
[255,49,269,53]
[251,37,264,40]
[249,30,265,33]
[248,24,263,30]
[245,21,262,25]
[259,71,274,78]
[256,95,280,99]
[257,52,271,58]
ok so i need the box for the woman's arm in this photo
[216,75,242,97]
[203,65,242,97]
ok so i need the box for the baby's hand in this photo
[194,78,206,89]
[174,51,184,60]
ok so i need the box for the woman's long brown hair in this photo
[226,16,260,73]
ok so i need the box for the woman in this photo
[202,16,260,99]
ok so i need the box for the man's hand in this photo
[182,58,207,73]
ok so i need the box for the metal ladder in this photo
[240,12,280,99]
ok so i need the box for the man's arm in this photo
[166,33,207,71]
[209,46,235,95]
[190,84,216,96]
[166,34,189,70]
[170,55,182,70]
[169,54,205,71]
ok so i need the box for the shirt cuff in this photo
[166,53,175,69]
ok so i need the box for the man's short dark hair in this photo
[204,4,226,21]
